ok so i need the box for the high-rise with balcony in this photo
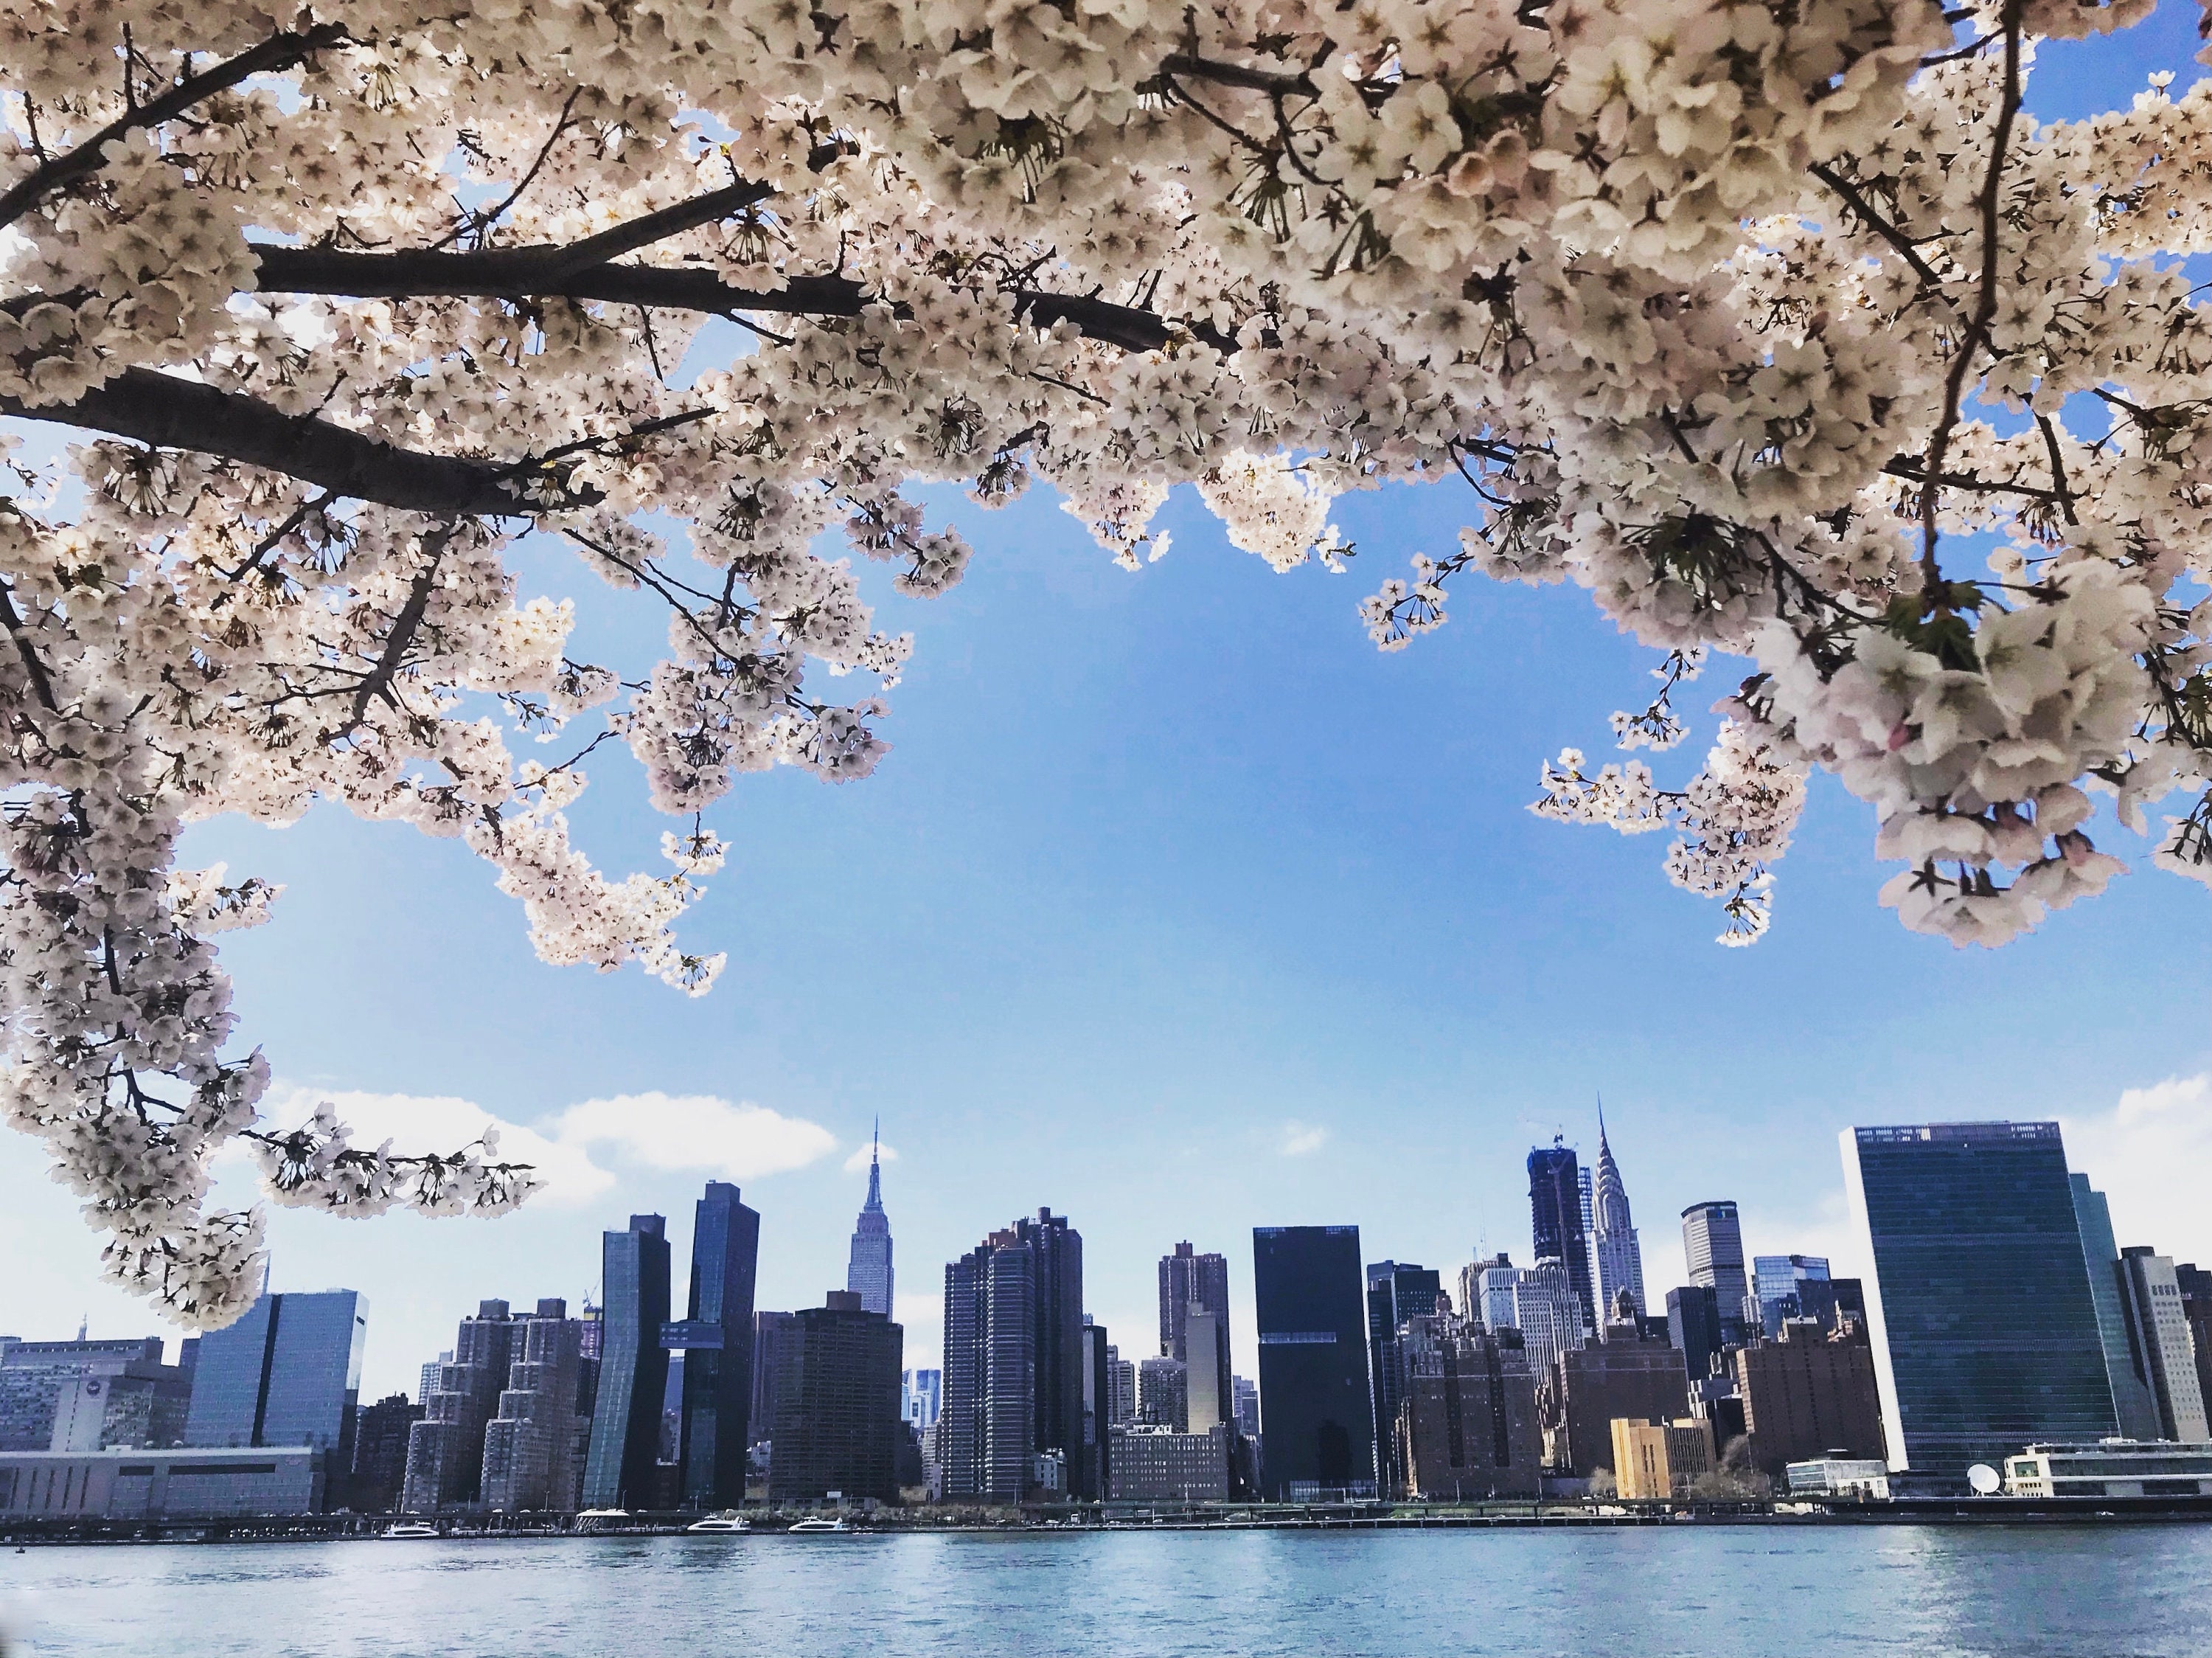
[402,1300,515,1512]
[1586,1113,1646,1321]
[480,1300,587,1511]
[1842,1122,2117,1482]
[846,1125,894,1317]
[1253,1225,1375,1500]
[941,1226,1036,1502]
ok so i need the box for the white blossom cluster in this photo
[1,0,2208,1321]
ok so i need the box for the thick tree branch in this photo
[1,370,593,515]
[0,22,352,233]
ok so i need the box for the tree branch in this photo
[1,370,594,516]
[1807,164,1945,290]
[335,529,453,736]
[248,245,1239,354]
[0,22,352,233]
[1916,0,2024,591]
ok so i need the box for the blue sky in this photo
[4,6,2209,1399]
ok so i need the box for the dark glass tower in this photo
[1528,1141,1595,1334]
[1843,1123,2117,1483]
[1015,1208,1090,1499]
[1253,1226,1375,1501]
[677,1181,761,1508]
[581,1214,670,1510]
[1366,1261,1442,1495]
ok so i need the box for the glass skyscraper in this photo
[184,1290,364,1460]
[1680,1201,1750,1339]
[1253,1225,1374,1501]
[1528,1141,1595,1333]
[675,1182,761,1508]
[581,1214,671,1510]
[1843,1123,2117,1482]
[2067,1173,2163,1440]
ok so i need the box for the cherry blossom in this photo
[0,0,2205,1323]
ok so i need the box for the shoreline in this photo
[9,1494,2211,1546]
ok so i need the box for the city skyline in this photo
[7,1077,2209,1409]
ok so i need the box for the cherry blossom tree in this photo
[1,0,2205,1325]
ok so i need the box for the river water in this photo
[4,1525,2207,1656]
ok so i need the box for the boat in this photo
[574,1508,632,1533]
[686,1513,753,1533]
[786,1516,854,1533]
[382,1522,439,1539]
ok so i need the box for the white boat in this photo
[382,1522,439,1539]
[786,1516,853,1533]
[686,1513,752,1533]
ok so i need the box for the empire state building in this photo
[846,1125,894,1315]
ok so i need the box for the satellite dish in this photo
[1967,1463,2001,1496]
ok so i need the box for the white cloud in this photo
[258,1085,614,1204]
[549,1092,838,1181]
[1279,1120,1329,1157]
[843,1140,900,1174]
[254,1086,839,1206]
[2062,1072,2212,1263]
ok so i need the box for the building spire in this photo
[863,1117,883,1213]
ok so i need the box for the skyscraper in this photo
[2117,1248,2211,1443]
[1253,1225,1375,1501]
[1529,1140,1596,1334]
[581,1214,671,1510]
[1680,1201,1750,1339]
[1015,1209,1091,1499]
[673,1182,761,1509]
[751,1311,796,1451]
[846,1124,894,1317]
[2178,1264,2212,1429]
[768,1291,903,1505]
[1184,1308,1226,1432]
[1586,1111,1646,1321]
[2069,1175,2162,1440]
[349,1392,420,1513]
[1158,1242,1233,1431]
[1365,1260,1442,1496]
[1751,1255,1831,1340]
[1842,1123,2117,1482]
[1665,1285,1725,1383]
[185,1289,364,1512]
[480,1300,586,1512]
[1138,1355,1189,1429]
[941,1227,1034,1502]
[902,1367,943,1431]
[1079,1321,1111,1496]
[402,1300,515,1512]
